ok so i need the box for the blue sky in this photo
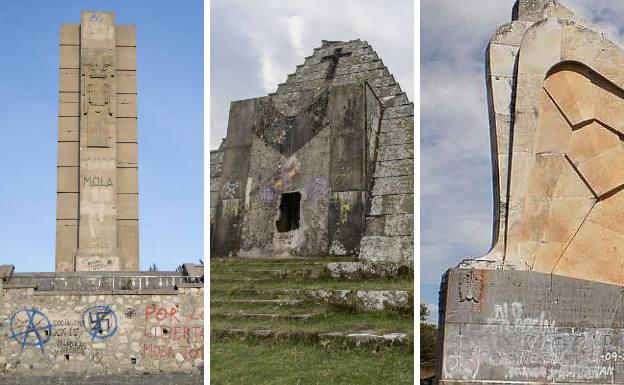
[421,0,624,322]
[0,1,203,272]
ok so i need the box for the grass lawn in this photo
[210,338,414,385]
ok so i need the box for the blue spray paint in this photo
[82,305,118,341]
[9,308,52,353]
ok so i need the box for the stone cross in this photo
[321,47,352,80]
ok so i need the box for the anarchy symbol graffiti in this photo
[9,308,52,353]
[82,305,118,341]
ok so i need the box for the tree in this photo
[420,303,430,322]
[420,303,438,369]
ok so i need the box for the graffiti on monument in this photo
[143,305,204,360]
[82,305,118,341]
[9,308,53,353]
[443,302,616,382]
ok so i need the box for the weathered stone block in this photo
[364,215,385,236]
[378,129,413,146]
[367,76,396,88]
[58,92,79,116]
[384,214,413,236]
[59,45,79,68]
[384,104,413,119]
[58,117,80,141]
[488,43,520,77]
[117,168,138,193]
[373,159,413,177]
[380,116,413,132]
[116,70,136,93]
[57,193,79,219]
[57,166,79,193]
[115,25,136,46]
[118,219,139,270]
[117,143,138,167]
[370,194,413,215]
[55,219,78,271]
[359,235,413,263]
[117,118,137,142]
[210,151,224,164]
[116,46,136,70]
[377,144,413,161]
[59,69,79,92]
[60,24,80,45]
[210,163,223,178]
[117,94,137,117]
[117,193,138,219]
[57,142,79,166]
[372,175,413,196]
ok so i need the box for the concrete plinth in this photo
[438,267,624,384]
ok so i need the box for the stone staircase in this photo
[210,258,413,349]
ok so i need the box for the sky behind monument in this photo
[210,0,414,150]
[421,0,624,321]
[0,1,203,272]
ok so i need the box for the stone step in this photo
[211,287,413,312]
[383,104,413,119]
[366,75,396,88]
[295,53,380,75]
[211,257,357,266]
[284,58,385,84]
[372,176,413,196]
[369,194,413,216]
[363,214,414,237]
[377,143,413,162]
[359,236,413,263]
[212,312,316,320]
[380,93,410,107]
[275,68,389,94]
[380,116,413,132]
[212,268,325,279]
[213,328,411,347]
[373,159,413,178]
[378,128,413,146]
[212,299,304,306]
[372,84,402,98]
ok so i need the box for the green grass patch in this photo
[210,277,413,291]
[211,308,413,337]
[210,338,413,385]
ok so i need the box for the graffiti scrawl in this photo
[82,305,118,340]
[10,308,52,353]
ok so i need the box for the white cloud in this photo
[210,0,413,149]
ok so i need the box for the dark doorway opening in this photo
[276,192,301,232]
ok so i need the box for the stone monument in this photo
[0,12,203,384]
[56,11,139,272]
[210,39,413,266]
[438,1,624,383]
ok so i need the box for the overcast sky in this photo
[0,1,203,272]
[210,0,414,149]
[421,0,624,321]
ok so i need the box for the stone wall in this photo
[0,273,203,379]
[210,39,413,263]
[439,268,624,384]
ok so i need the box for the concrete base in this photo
[438,268,624,384]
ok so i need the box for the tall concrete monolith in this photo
[56,11,139,272]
